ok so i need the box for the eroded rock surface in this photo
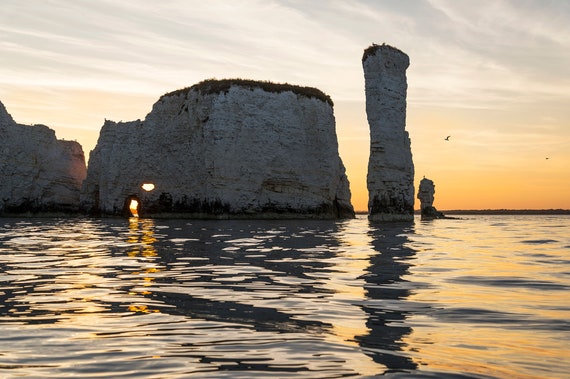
[363,44,415,221]
[417,177,435,209]
[0,101,87,214]
[417,177,445,219]
[81,79,354,219]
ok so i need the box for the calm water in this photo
[0,215,568,378]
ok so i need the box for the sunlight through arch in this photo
[129,199,140,217]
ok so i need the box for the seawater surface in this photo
[0,215,568,378]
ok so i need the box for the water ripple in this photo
[0,215,569,378]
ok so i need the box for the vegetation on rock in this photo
[161,78,333,106]
[362,43,406,62]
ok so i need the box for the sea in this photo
[0,215,568,379]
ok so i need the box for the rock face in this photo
[417,177,445,219]
[81,79,354,219]
[0,101,87,214]
[417,177,435,209]
[363,44,415,221]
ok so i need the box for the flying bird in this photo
[445,136,451,141]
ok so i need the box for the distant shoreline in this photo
[354,209,570,215]
[423,209,570,215]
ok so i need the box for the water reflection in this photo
[356,221,418,372]
[120,219,372,375]
[0,219,125,323]
[125,217,161,312]
[0,216,422,376]
[2,216,567,378]
[134,219,342,335]
[127,217,158,257]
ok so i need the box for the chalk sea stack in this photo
[363,44,415,221]
[81,79,355,219]
[417,177,445,219]
[0,101,87,214]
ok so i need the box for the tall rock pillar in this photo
[362,44,414,221]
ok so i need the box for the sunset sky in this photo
[1,0,569,211]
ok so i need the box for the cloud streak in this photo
[2,0,568,106]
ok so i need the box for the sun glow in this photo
[129,199,139,217]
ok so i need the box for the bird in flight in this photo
[445,136,451,141]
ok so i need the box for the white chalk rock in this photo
[81,79,354,219]
[363,45,415,221]
[0,101,87,213]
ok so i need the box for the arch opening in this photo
[124,195,141,218]
[129,199,140,217]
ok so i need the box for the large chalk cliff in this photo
[363,45,415,221]
[0,101,87,213]
[81,79,354,219]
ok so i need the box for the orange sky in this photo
[1,1,569,211]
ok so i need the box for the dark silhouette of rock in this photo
[417,177,446,220]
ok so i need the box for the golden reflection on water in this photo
[401,217,570,378]
[324,218,381,375]
[127,217,158,257]
[126,217,161,313]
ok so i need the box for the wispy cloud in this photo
[2,0,568,108]
[413,0,570,107]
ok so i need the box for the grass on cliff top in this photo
[161,78,333,106]
[362,43,407,62]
